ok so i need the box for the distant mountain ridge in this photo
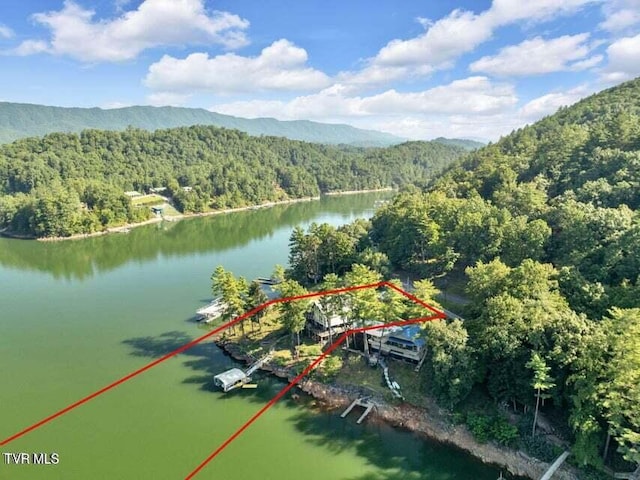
[0,102,477,148]
[0,102,406,146]
[432,137,485,150]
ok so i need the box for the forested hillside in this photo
[432,137,485,151]
[0,126,463,237]
[285,77,640,474]
[0,102,404,146]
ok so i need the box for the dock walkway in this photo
[539,451,570,480]
[341,397,375,424]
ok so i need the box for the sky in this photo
[0,0,639,141]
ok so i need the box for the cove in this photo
[0,192,513,479]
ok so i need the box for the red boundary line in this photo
[184,280,445,479]
[0,280,446,480]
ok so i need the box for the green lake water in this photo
[0,193,514,480]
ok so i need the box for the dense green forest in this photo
[0,102,404,146]
[285,78,640,474]
[0,126,464,237]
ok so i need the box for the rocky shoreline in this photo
[216,338,580,480]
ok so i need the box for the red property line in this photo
[1,280,446,480]
[184,281,445,479]
[0,281,383,447]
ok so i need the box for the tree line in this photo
[0,126,464,237]
[284,77,640,471]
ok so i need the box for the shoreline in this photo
[3,195,320,242]
[2,189,393,242]
[216,339,579,480]
[323,187,393,196]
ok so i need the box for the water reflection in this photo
[0,193,391,279]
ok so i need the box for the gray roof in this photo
[214,368,246,387]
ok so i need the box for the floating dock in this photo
[213,353,273,393]
[341,397,375,424]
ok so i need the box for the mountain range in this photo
[0,102,484,148]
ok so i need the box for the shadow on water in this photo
[0,192,392,280]
[122,330,285,404]
[289,410,528,480]
[122,330,526,480]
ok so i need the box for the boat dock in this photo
[196,297,227,323]
[213,353,273,393]
[341,397,375,424]
[539,451,570,480]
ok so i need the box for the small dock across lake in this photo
[341,397,375,424]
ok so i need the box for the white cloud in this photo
[212,76,517,121]
[599,0,640,32]
[11,40,49,56]
[101,101,133,109]
[489,0,600,24]
[519,85,593,120]
[211,79,598,141]
[0,24,14,39]
[144,39,331,95]
[14,0,249,62]
[470,34,598,76]
[368,114,523,142]
[569,55,604,71]
[601,33,640,82]
[146,92,192,106]
[336,64,411,91]
[374,9,494,69]
[328,0,599,91]
[600,9,640,31]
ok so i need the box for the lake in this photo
[0,192,513,479]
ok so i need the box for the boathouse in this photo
[213,368,247,392]
[196,297,227,323]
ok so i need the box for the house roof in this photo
[196,297,226,316]
[389,325,426,347]
[214,368,246,387]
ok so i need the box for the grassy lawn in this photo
[160,203,181,216]
[131,194,166,206]
[333,354,428,405]
[210,306,434,403]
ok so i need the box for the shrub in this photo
[466,413,492,443]
[466,412,520,446]
[490,416,519,446]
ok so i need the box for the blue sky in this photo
[1,0,639,140]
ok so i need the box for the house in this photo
[149,187,167,194]
[367,324,426,363]
[305,300,351,343]
[124,190,142,198]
